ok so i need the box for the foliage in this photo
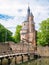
[14,25,22,43]
[37,18,49,46]
[0,24,14,42]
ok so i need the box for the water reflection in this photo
[1,58,49,65]
[18,58,49,65]
[37,58,49,65]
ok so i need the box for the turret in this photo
[28,6,30,16]
[27,6,30,21]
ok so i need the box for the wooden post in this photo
[0,58,3,65]
[21,55,23,63]
[28,54,30,61]
[8,58,11,65]
[15,56,17,65]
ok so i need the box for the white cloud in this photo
[0,0,49,34]
[0,0,27,16]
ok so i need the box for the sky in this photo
[0,0,49,35]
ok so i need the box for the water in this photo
[1,58,49,65]
[18,58,49,65]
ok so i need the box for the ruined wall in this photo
[0,42,13,55]
[37,46,49,56]
[0,42,35,55]
[9,42,34,53]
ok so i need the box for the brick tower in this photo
[20,6,36,46]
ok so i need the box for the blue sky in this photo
[0,0,49,35]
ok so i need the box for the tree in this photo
[14,25,22,43]
[37,18,49,46]
[0,24,13,42]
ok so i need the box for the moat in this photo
[1,58,49,65]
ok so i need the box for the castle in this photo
[0,6,37,56]
[20,6,36,46]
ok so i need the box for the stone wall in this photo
[9,42,35,53]
[37,46,49,56]
[0,42,13,55]
[0,41,35,55]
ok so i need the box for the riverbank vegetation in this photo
[37,18,49,46]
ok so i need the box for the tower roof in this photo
[30,12,33,16]
[28,6,30,12]
[27,5,30,21]
[27,6,30,16]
